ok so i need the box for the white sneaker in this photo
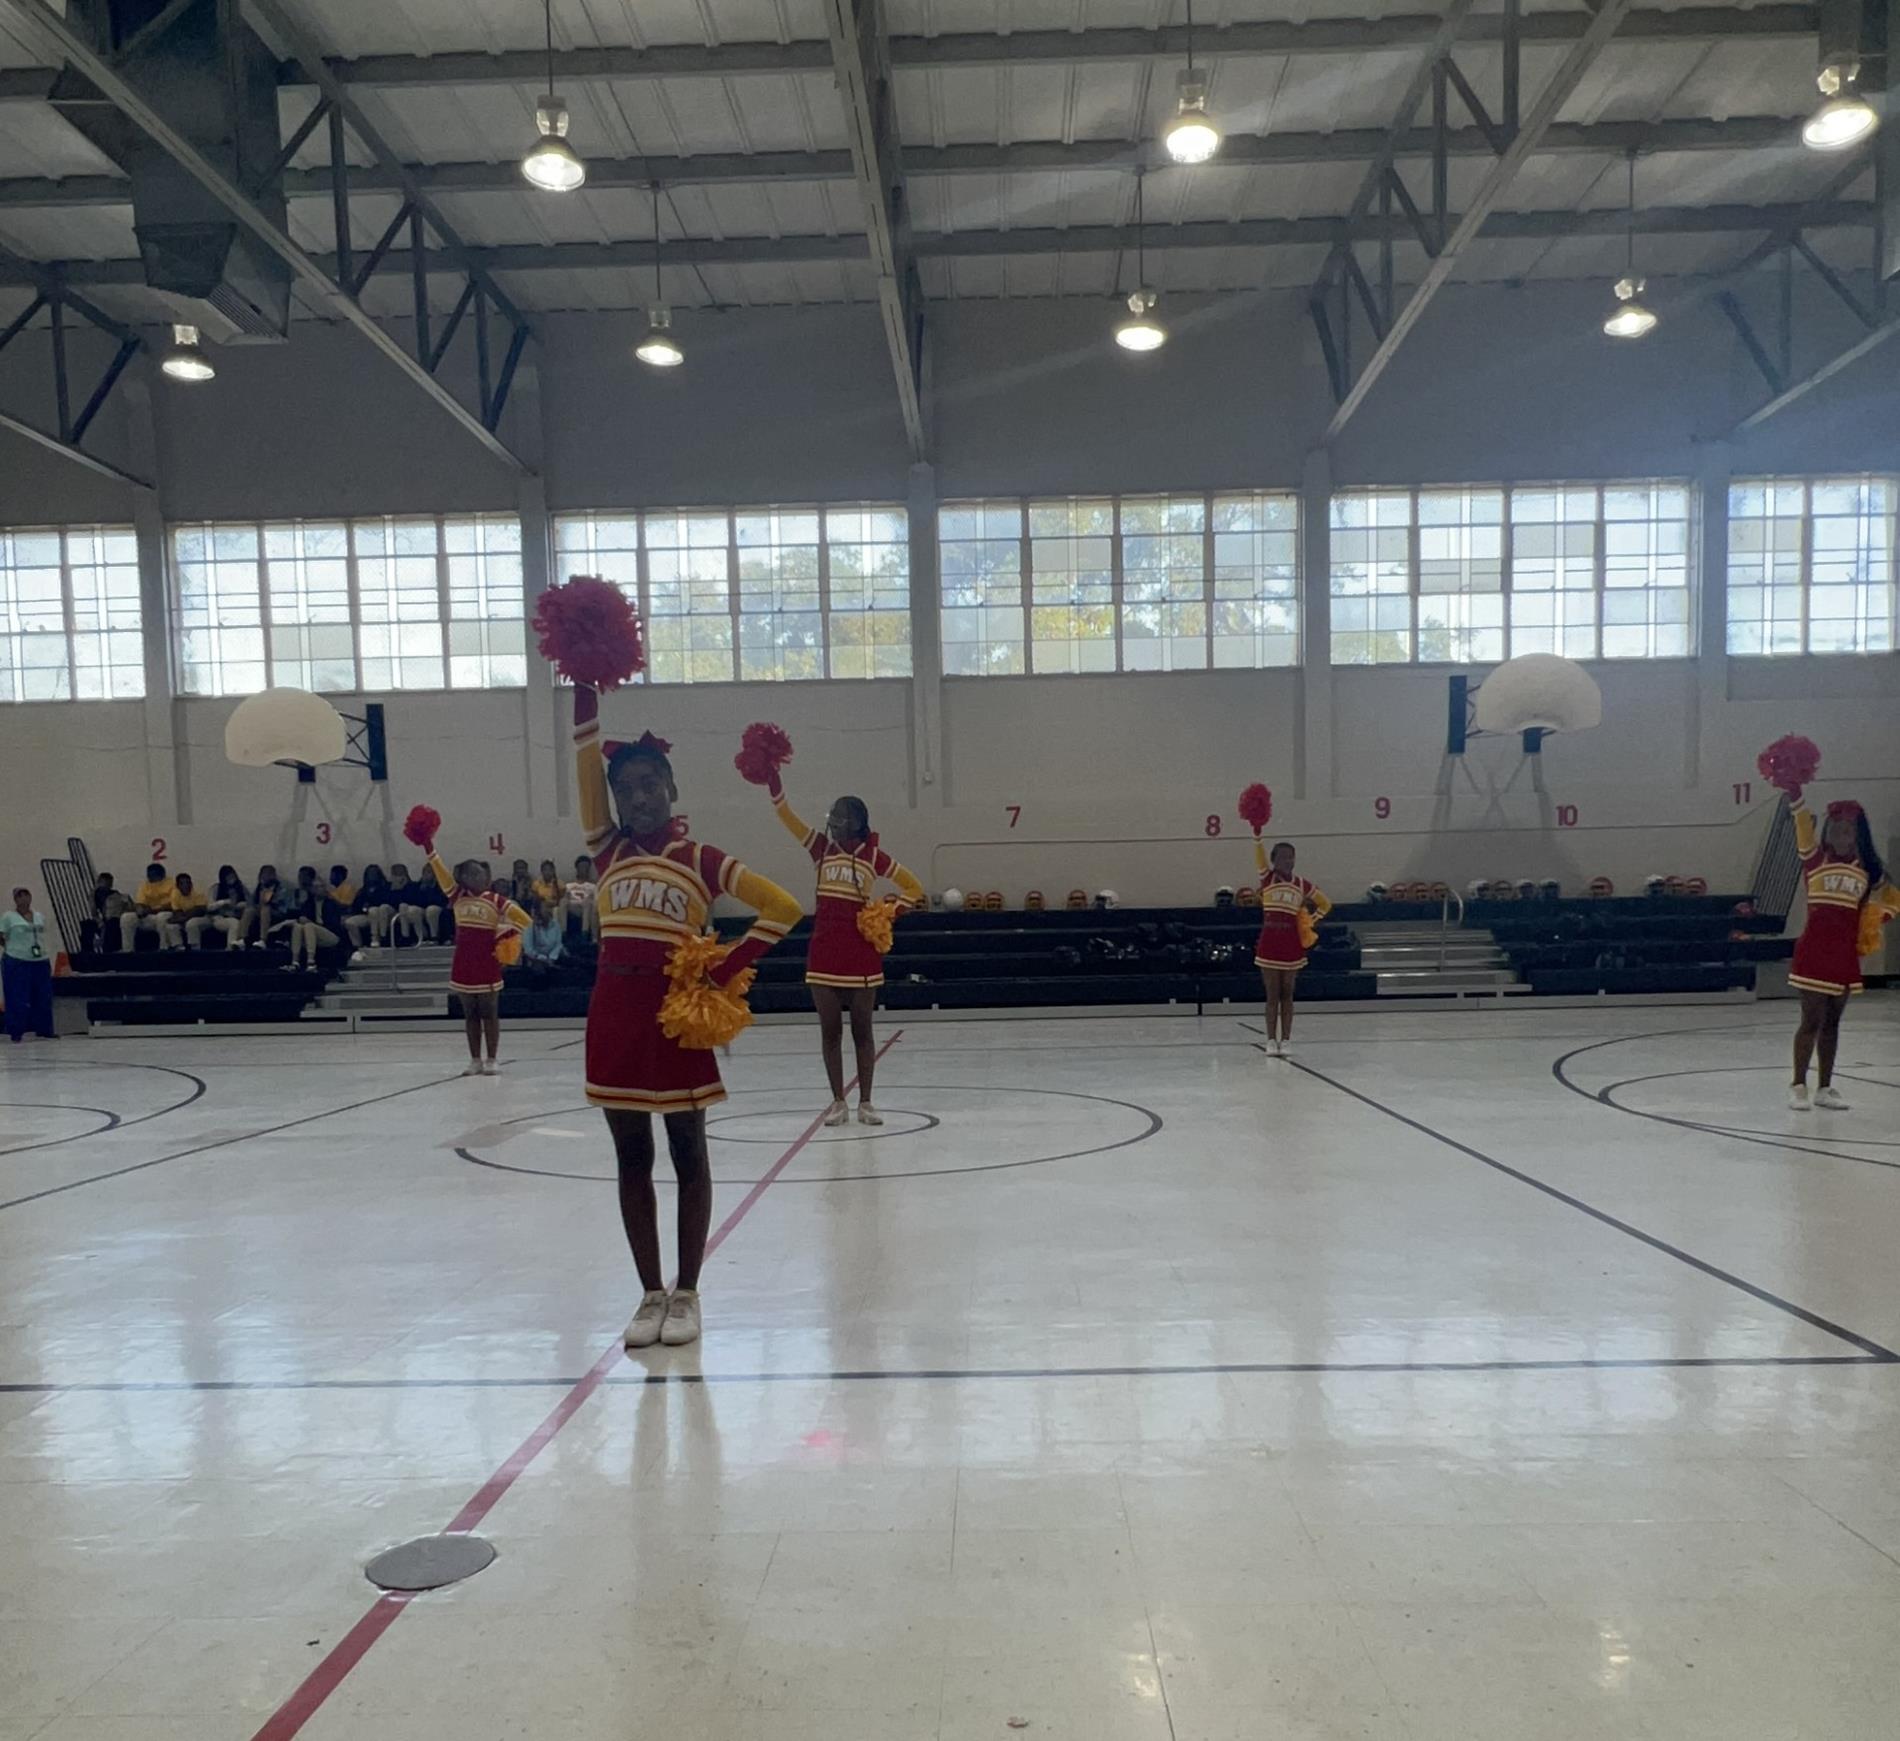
[856,1102,883,1126]
[822,1099,848,1127]
[660,1289,702,1346]
[1788,1083,1811,1112]
[1814,1084,1850,1110]
[461,1060,483,1077]
[1268,1036,1284,1056]
[279,963,300,973]
[480,1058,499,1076]
[623,1290,670,1349]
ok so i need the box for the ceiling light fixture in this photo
[634,184,685,367]
[521,0,586,191]
[1114,173,1167,352]
[159,322,215,381]
[1602,153,1657,340]
[1161,0,1221,164]
[1802,57,1879,150]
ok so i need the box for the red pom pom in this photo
[1237,782,1273,832]
[533,574,646,690]
[1757,734,1821,793]
[402,804,441,849]
[734,721,794,786]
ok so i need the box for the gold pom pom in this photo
[856,898,899,955]
[1858,904,1890,960]
[660,933,757,1049]
[1297,910,1318,950]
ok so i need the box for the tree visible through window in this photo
[0,524,143,703]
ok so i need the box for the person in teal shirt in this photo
[1,887,55,1041]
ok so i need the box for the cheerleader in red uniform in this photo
[766,772,923,1127]
[1783,787,1897,1112]
[575,685,801,1349]
[423,844,531,1076]
[1252,837,1331,1057]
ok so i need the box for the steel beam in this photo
[824,0,927,459]
[0,115,1807,211]
[0,0,529,474]
[1323,0,1637,440]
[0,403,152,487]
[2,200,1874,289]
[1735,316,1900,428]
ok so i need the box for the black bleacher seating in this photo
[58,947,344,1025]
[1480,895,1791,996]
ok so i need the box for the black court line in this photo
[0,1069,474,1214]
[1286,1054,1900,1364]
[3,1352,1886,1395]
[1554,1031,1900,1174]
[1235,1014,1793,1048]
[0,1059,206,1159]
[1595,1066,1900,1169]
[0,1102,120,1154]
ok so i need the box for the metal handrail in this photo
[1438,885,1465,970]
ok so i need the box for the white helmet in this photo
[939,887,965,911]
[1366,882,1389,902]
[1095,889,1120,909]
[1466,878,1489,899]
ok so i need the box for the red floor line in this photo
[247,1027,904,1741]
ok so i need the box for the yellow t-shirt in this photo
[170,886,207,917]
[532,877,563,907]
[135,877,175,910]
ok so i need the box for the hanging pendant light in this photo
[1114,173,1167,352]
[1602,153,1657,340]
[634,184,685,367]
[1161,0,1221,164]
[159,322,215,382]
[1802,57,1879,150]
[521,0,586,191]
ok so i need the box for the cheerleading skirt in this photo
[449,932,505,997]
[1253,912,1307,973]
[585,960,726,1113]
[805,899,885,990]
[1789,904,1864,998]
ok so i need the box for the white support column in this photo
[511,364,560,818]
[1692,450,1733,789]
[126,375,184,826]
[906,460,943,809]
[1297,446,1334,800]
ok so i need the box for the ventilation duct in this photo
[47,0,292,341]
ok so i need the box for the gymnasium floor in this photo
[3,999,1899,1741]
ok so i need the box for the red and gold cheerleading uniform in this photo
[576,708,799,1114]
[427,852,531,995]
[771,788,923,989]
[1252,839,1332,972]
[1788,798,1899,997]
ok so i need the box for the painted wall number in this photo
[1556,804,1580,828]
[1374,796,1391,820]
[488,832,506,855]
[314,821,332,847]
[1733,780,1751,805]
[1204,814,1222,837]
[1005,805,1021,829]
[149,836,167,862]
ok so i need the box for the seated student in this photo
[276,866,339,973]
[246,864,283,947]
[509,857,534,902]
[121,862,181,951]
[83,871,130,953]
[521,897,565,976]
[193,865,249,950]
[344,864,393,951]
[385,862,429,946]
[323,864,356,930]
[170,872,208,947]
[564,853,599,943]
[532,858,564,912]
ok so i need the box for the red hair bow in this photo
[603,731,673,760]
[1826,799,1864,823]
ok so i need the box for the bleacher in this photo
[1480,895,1793,996]
[57,942,345,1026]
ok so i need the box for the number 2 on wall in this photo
[149,837,167,862]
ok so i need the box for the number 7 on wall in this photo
[1005,805,1021,829]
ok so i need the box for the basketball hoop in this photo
[224,688,388,782]
[1450,655,1601,754]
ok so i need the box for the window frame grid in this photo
[1725,475,1898,657]
[941,490,1301,678]
[1328,481,1694,666]
[0,523,145,704]
[171,512,525,698]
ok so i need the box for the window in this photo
[554,505,909,683]
[940,491,1299,675]
[1727,477,1895,655]
[1330,482,1690,664]
[0,524,143,703]
[173,514,525,696]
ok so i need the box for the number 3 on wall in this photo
[314,822,332,847]
[149,837,166,862]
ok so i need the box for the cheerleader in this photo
[1784,787,1897,1111]
[425,845,531,1076]
[1252,838,1331,1056]
[766,773,923,1126]
[575,685,800,1349]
